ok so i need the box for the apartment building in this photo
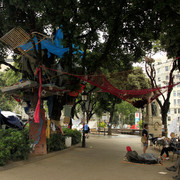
[154,55,180,127]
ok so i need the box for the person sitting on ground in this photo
[160,132,177,160]
[141,123,148,154]
[166,157,180,180]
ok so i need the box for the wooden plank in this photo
[42,84,66,91]
[41,84,69,96]
[1,80,38,93]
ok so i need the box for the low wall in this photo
[111,129,143,135]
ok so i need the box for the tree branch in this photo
[166,60,176,100]
[0,60,22,73]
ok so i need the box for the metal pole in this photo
[104,120,105,136]
[82,124,86,147]
[141,108,144,124]
[82,106,86,148]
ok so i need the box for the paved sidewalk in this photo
[0,134,177,180]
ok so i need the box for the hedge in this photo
[46,132,66,152]
[0,128,81,166]
[62,128,81,145]
[0,128,31,166]
[47,129,81,152]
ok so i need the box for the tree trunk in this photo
[145,59,177,138]
[51,95,66,121]
[71,100,82,119]
[108,102,115,135]
[162,111,167,137]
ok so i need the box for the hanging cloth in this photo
[34,67,42,123]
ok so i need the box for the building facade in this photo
[154,55,180,128]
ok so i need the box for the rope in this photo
[40,65,180,106]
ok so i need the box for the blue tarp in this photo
[54,29,64,48]
[19,37,69,58]
[18,28,83,58]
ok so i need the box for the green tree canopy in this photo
[0,0,179,121]
[0,66,21,111]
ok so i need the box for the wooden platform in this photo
[1,80,38,94]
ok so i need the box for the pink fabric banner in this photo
[34,67,42,123]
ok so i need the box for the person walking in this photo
[84,123,90,138]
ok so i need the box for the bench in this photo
[151,139,180,161]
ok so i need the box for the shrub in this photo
[0,128,31,166]
[46,133,66,152]
[63,128,81,145]
[46,129,81,152]
[98,122,107,128]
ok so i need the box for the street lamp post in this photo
[82,92,87,148]
[141,107,144,124]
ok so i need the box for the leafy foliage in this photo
[0,128,31,166]
[108,67,150,90]
[116,101,137,125]
[47,129,81,152]
[0,0,179,121]
[97,122,107,128]
[46,133,66,152]
[1,0,178,76]
[0,64,21,111]
[94,67,148,122]
[63,128,81,145]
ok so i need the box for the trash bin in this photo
[65,136,72,148]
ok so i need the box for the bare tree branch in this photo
[0,60,22,73]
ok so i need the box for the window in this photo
[168,117,171,121]
[178,84,180,87]
[176,75,180,80]
[166,76,169,80]
[174,109,177,114]
[178,99,180,105]
[178,117,180,122]
[178,91,180,97]
[158,77,161,81]
[174,99,176,105]
[178,109,180,114]
[165,66,169,71]
[174,91,176,96]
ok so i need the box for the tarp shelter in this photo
[1,111,23,129]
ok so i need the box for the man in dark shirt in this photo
[142,123,148,153]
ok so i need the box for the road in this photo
[0,134,176,180]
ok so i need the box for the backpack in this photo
[126,151,140,163]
